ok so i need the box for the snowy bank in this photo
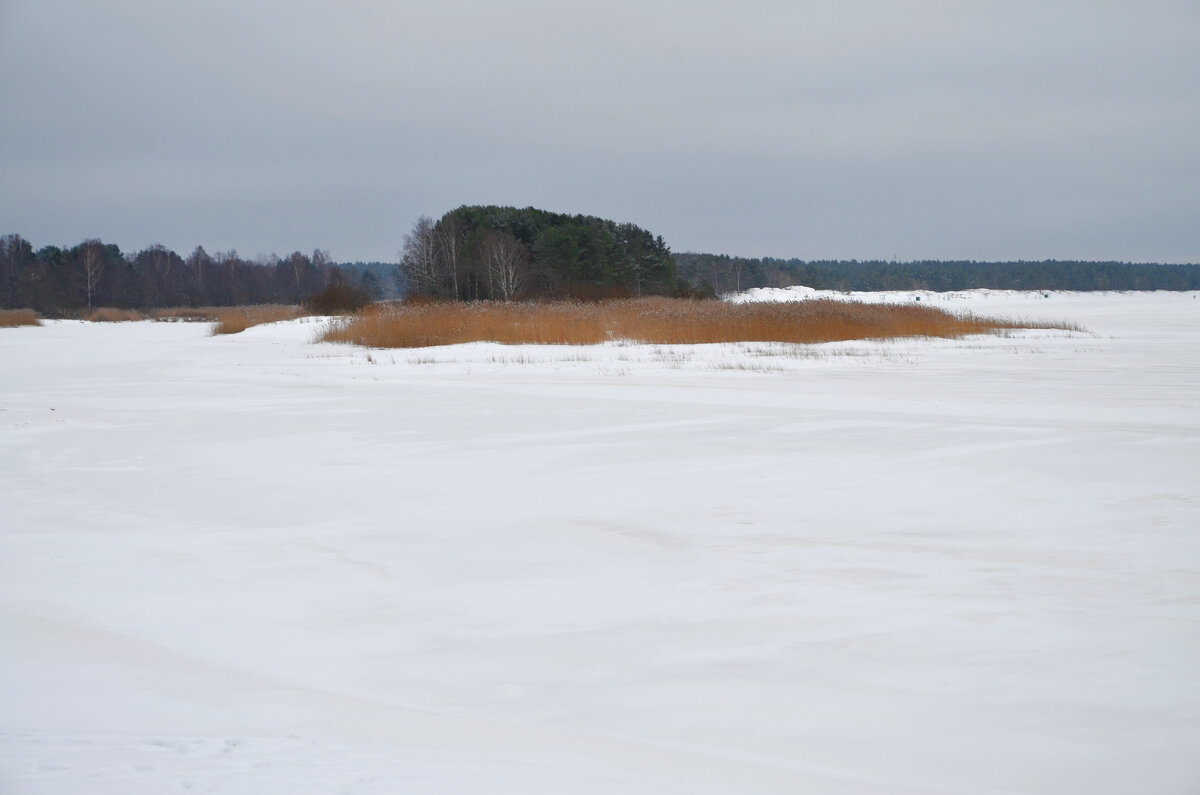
[2,292,1198,794]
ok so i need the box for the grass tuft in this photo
[322,297,1081,349]
[0,308,41,328]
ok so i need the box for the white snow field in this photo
[2,290,1198,794]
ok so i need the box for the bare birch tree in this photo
[435,214,465,300]
[79,239,105,310]
[400,216,439,296]
[480,230,529,301]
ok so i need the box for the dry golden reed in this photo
[0,308,41,327]
[209,305,307,335]
[85,307,146,322]
[323,297,1078,349]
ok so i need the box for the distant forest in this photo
[0,233,393,315]
[675,253,1200,294]
[4,226,1198,315]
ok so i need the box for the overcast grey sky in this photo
[2,1,1197,262]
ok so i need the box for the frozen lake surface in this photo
[2,290,1199,793]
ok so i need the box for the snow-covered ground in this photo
[2,290,1198,794]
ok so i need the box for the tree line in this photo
[0,233,386,315]
[675,253,1200,294]
[399,206,690,301]
[8,224,1196,315]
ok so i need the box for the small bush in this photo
[86,307,146,322]
[305,284,372,315]
[0,308,41,328]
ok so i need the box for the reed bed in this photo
[208,305,307,335]
[323,297,1077,349]
[149,305,306,327]
[0,308,41,327]
[85,307,147,322]
[4,304,323,331]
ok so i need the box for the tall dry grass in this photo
[208,305,307,335]
[3,304,328,332]
[0,308,41,327]
[85,307,146,322]
[323,297,1079,349]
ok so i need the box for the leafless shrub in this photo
[304,284,372,315]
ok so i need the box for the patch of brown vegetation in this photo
[85,307,146,322]
[304,284,372,315]
[209,305,307,335]
[322,297,1080,349]
[0,308,41,328]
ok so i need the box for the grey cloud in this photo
[1,0,1197,262]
